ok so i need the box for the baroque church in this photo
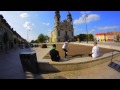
[51,11,74,42]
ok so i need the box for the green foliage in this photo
[88,34,94,41]
[74,35,80,41]
[74,34,94,41]
[31,40,35,43]
[37,34,45,43]
[35,40,39,43]
[116,35,120,41]
[79,34,87,41]
[44,35,49,41]
[31,34,49,43]
[30,40,39,43]
[37,34,49,43]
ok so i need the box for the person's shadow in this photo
[71,54,83,58]
[98,53,104,57]
[59,54,84,62]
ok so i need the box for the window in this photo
[66,31,67,36]
[72,32,73,36]
[58,39,60,42]
[58,31,60,36]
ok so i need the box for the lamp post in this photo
[27,29,30,43]
[83,14,88,44]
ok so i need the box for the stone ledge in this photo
[38,52,120,73]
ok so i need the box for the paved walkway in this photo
[37,59,120,79]
[0,42,120,79]
[0,49,24,79]
[0,48,33,79]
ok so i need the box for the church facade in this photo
[51,11,74,42]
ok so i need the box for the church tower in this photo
[54,11,60,27]
[51,11,74,43]
[51,11,61,42]
[67,11,73,25]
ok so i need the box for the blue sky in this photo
[0,11,120,42]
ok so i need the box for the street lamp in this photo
[83,14,88,44]
[27,29,30,43]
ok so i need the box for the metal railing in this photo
[111,50,120,62]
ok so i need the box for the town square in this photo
[0,11,120,79]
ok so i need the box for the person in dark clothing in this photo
[50,44,60,61]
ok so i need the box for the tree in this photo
[34,40,39,43]
[74,35,80,42]
[116,35,120,42]
[88,34,94,41]
[37,34,46,43]
[30,40,35,43]
[44,35,49,42]
[79,34,87,41]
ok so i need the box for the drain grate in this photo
[108,62,120,72]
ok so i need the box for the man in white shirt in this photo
[62,40,70,58]
[89,42,99,58]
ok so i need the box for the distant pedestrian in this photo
[62,40,70,59]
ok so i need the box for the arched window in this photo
[58,31,60,36]
[66,31,67,36]
[72,32,73,36]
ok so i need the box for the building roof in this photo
[0,14,4,19]
[107,32,120,35]
[96,32,120,36]
[96,33,106,35]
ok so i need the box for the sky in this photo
[0,11,120,42]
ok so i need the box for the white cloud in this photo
[42,22,50,26]
[73,14,100,25]
[97,26,120,30]
[23,21,34,30]
[20,13,29,18]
